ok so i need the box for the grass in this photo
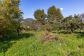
[0,31,84,56]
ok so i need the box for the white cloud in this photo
[60,8,63,11]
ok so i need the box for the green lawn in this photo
[0,31,84,56]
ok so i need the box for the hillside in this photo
[0,31,84,56]
[0,0,84,56]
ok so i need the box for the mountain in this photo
[79,13,84,22]
[20,18,35,30]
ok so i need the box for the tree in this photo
[34,9,46,25]
[0,0,22,40]
[47,6,63,30]
[62,15,81,33]
[34,9,46,30]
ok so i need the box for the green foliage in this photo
[0,0,22,40]
[34,9,46,25]
[41,23,53,31]
[62,15,82,33]
[47,6,63,30]
[47,6,63,22]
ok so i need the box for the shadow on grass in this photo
[74,32,84,38]
[20,33,34,38]
[52,31,72,34]
[52,31,84,38]
[0,32,34,55]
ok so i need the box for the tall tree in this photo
[47,6,63,30]
[34,9,46,25]
[34,9,46,30]
[0,0,22,40]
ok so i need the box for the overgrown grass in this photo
[0,31,84,56]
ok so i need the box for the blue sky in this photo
[20,0,84,19]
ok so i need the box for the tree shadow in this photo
[20,33,34,39]
[0,41,15,54]
[74,32,84,38]
[8,33,34,41]
[52,31,72,34]
[0,32,34,55]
